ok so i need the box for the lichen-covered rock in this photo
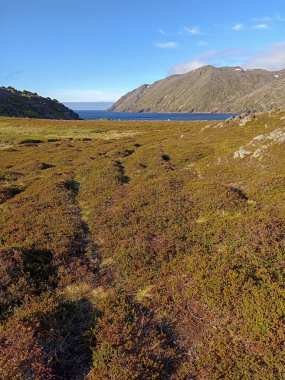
[267,128,285,140]
[252,145,269,158]
[239,115,253,126]
[249,134,265,145]
[234,147,252,159]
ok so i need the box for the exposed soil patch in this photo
[37,162,55,170]
[162,154,171,162]
[0,185,24,203]
[114,160,130,183]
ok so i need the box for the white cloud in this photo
[159,28,166,35]
[231,23,244,31]
[170,42,285,75]
[45,88,127,102]
[198,49,242,60]
[154,41,178,49]
[245,42,285,70]
[170,60,207,74]
[181,26,202,35]
[170,49,244,74]
[253,23,269,29]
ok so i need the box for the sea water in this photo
[76,110,235,121]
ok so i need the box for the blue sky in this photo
[1,0,285,101]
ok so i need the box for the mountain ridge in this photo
[109,65,285,113]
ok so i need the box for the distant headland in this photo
[0,87,80,120]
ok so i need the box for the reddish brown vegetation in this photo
[0,114,285,379]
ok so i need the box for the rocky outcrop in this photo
[0,87,80,120]
[109,65,285,114]
[233,126,285,159]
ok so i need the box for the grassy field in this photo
[0,113,285,379]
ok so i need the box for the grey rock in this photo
[234,147,252,159]
[239,115,253,126]
[252,134,265,141]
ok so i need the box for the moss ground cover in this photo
[0,113,285,379]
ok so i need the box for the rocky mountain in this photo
[0,87,80,119]
[109,65,285,113]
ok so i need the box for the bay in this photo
[76,110,235,121]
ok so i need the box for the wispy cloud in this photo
[253,16,272,22]
[170,42,285,74]
[170,49,243,74]
[231,23,244,31]
[253,23,269,29]
[159,28,166,35]
[154,41,178,49]
[245,42,285,70]
[197,49,243,60]
[253,13,285,22]
[170,60,207,74]
[181,26,203,35]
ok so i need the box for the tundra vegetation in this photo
[0,113,285,379]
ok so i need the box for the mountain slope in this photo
[109,65,285,113]
[234,75,285,112]
[0,87,80,119]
